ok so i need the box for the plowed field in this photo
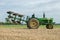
[0,28,60,40]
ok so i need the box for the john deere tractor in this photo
[27,13,53,29]
[6,11,54,29]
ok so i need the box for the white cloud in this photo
[0,0,55,6]
[0,0,60,23]
[0,2,6,6]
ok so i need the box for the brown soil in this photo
[0,28,60,40]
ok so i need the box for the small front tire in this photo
[46,24,53,29]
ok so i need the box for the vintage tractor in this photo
[6,11,53,29]
[27,13,53,29]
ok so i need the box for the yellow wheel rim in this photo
[30,20,37,28]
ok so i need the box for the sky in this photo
[0,0,60,23]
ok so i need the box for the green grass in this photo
[54,25,60,28]
[0,25,60,28]
[0,25,27,28]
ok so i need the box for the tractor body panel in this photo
[37,18,53,25]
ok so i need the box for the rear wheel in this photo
[27,18,39,29]
[46,24,53,29]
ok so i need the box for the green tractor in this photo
[6,11,54,29]
[27,13,53,29]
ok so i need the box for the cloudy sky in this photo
[0,0,60,23]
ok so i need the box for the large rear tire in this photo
[46,24,53,29]
[27,18,39,29]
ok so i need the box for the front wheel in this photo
[46,24,53,29]
[27,18,40,29]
